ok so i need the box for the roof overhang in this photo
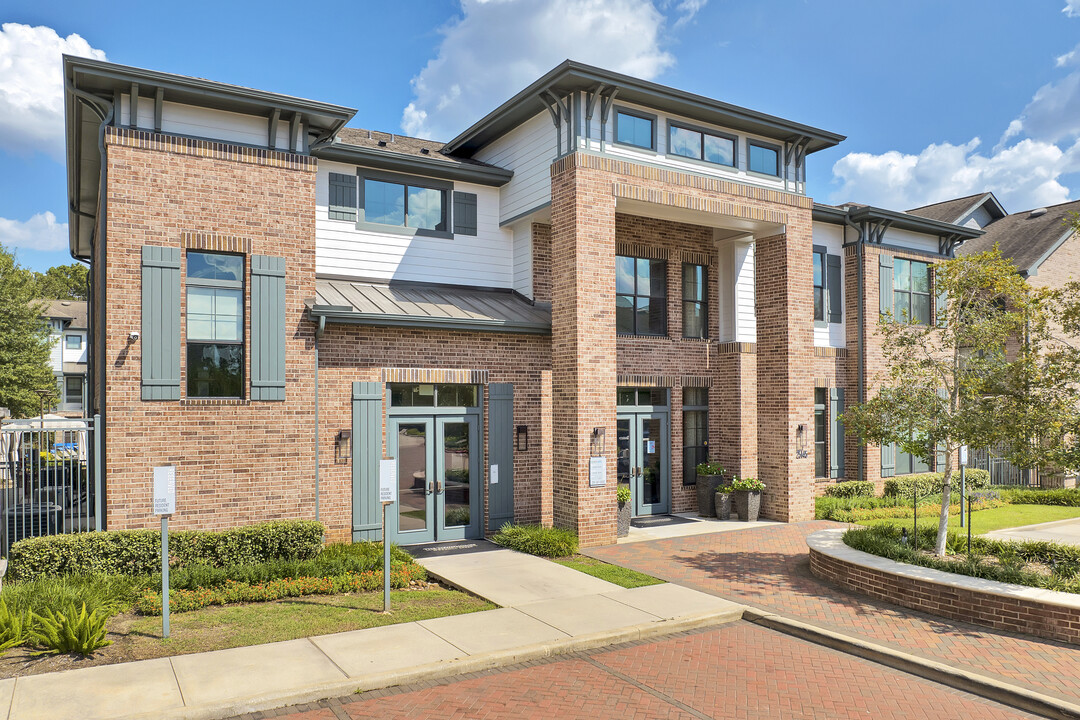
[309,304,551,334]
[445,60,845,157]
[312,143,513,187]
[64,56,356,259]
[814,203,984,239]
[955,192,1008,226]
[1025,227,1075,277]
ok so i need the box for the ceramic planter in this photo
[696,474,725,517]
[734,490,762,522]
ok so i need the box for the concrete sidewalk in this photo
[1,541,743,720]
[984,516,1080,546]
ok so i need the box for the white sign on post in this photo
[490,464,499,485]
[153,465,176,515]
[589,456,607,487]
[959,445,969,467]
[379,459,398,504]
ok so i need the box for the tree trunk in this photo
[936,451,952,556]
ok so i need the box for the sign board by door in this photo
[589,456,607,487]
[379,459,398,504]
[153,465,176,515]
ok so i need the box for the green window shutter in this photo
[880,441,895,478]
[351,382,383,542]
[827,254,842,324]
[487,383,515,531]
[141,245,181,401]
[453,191,477,236]
[329,173,357,221]
[250,255,286,401]
[830,387,845,479]
[934,266,948,327]
[878,254,893,316]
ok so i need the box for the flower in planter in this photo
[730,476,766,492]
[695,461,725,476]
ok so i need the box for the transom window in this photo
[389,384,479,408]
[363,178,447,232]
[668,123,735,167]
[748,141,780,176]
[186,251,244,399]
[894,259,931,325]
[615,109,656,150]
[616,256,667,336]
[682,263,707,339]
[617,387,669,407]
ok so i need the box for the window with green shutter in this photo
[186,251,244,399]
[141,245,181,401]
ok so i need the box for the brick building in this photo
[64,57,983,548]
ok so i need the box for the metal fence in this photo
[0,415,101,557]
[970,444,1041,487]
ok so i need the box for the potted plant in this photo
[730,476,766,522]
[714,482,733,521]
[616,484,632,538]
[695,461,725,518]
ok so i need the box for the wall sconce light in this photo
[590,427,606,456]
[335,429,352,463]
[516,425,528,452]
[795,424,808,459]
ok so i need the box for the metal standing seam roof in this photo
[311,279,552,334]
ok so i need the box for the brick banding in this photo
[105,127,317,172]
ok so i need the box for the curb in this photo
[743,608,1080,720]
[134,608,745,720]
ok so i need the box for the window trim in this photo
[616,255,668,337]
[681,262,708,339]
[746,138,782,178]
[357,168,454,239]
[893,258,932,326]
[64,334,83,350]
[185,250,246,400]
[613,106,658,152]
[64,375,84,407]
[666,120,738,169]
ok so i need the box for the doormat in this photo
[631,515,697,529]
[400,538,499,558]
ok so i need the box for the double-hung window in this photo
[682,263,707,338]
[682,388,709,486]
[186,251,244,399]
[813,250,825,323]
[814,389,827,478]
[614,108,656,150]
[893,258,931,325]
[616,256,667,336]
[65,376,83,408]
[813,245,842,326]
[668,122,736,167]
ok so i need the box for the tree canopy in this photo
[33,263,88,301]
[0,245,55,417]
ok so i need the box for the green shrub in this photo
[29,603,112,655]
[491,523,578,558]
[815,494,909,521]
[616,485,632,504]
[9,520,325,581]
[823,481,875,499]
[882,470,989,498]
[998,487,1080,507]
[0,601,30,653]
[1,573,143,615]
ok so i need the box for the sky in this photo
[2,0,1080,271]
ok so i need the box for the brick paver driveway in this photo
[587,521,1080,706]
[233,624,1039,720]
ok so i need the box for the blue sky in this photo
[3,0,1080,271]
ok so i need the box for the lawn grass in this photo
[860,504,1080,535]
[553,555,664,588]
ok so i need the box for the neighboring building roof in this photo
[39,300,88,330]
[310,279,551,334]
[444,59,846,157]
[957,199,1080,274]
[907,192,1007,227]
[315,129,514,186]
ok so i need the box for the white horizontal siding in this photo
[880,227,941,255]
[511,223,533,297]
[315,160,514,287]
[733,241,756,343]
[472,112,556,224]
[717,243,735,341]
[120,96,294,149]
[61,332,88,364]
[811,221,846,348]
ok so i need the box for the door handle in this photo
[427,480,434,495]
[436,480,444,494]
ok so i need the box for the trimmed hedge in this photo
[998,488,1080,507]
[882,469,989,498]
[822,481,875,499]
[9,520,325,581]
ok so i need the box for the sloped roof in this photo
[311,279,551,334]
[957,199,1080,273]
[38,300,88,329]
[335,129,504,169]
[907,194,987,223]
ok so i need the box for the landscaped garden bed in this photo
[0,520,493,678]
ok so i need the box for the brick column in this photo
[755,211,815,521]
[550,155,617,547]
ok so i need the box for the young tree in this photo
[844,247,1060,556]
[33,262,88,301]
[0,245,55,417]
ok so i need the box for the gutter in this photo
[309,305,552,335]
[312,143,513,187]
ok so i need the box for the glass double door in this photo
[388,415,480,545]
[617,413,670,516]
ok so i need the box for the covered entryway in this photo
[616,387,670,516]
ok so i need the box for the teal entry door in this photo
[387,415,480,545]
[617,412,670,516]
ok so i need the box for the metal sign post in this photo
[959,445,968,528]
[153,465,176,639]
[379,458,398,613]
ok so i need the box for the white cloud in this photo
[400,0,682,140]
[831,138,1078,212]
[666,0,708,28]
[1064,0,1080,17]
[0,23,106,160]
[0,212,69,252]
[1056,42,1079,67]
